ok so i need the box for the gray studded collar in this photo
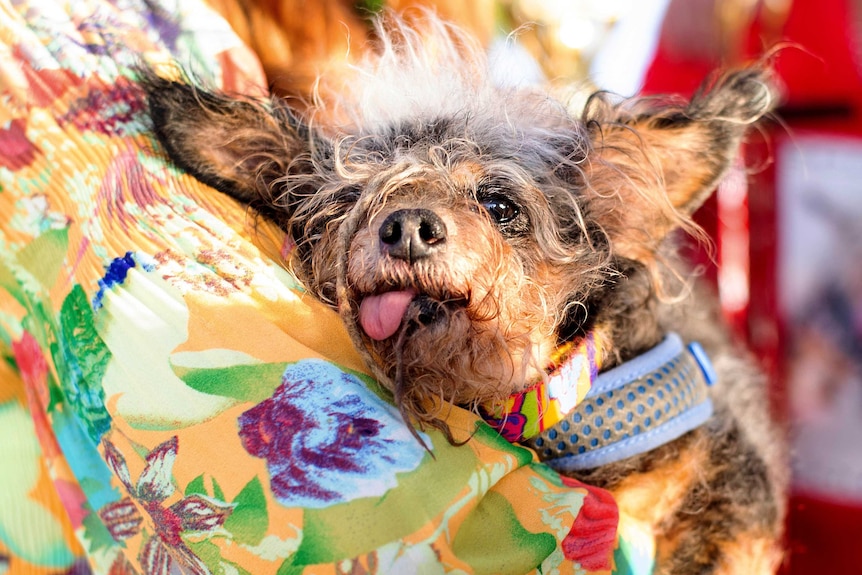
[525,333,717,472]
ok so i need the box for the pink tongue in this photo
[359,290,417,340]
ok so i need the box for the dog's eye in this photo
[481,196,519,224]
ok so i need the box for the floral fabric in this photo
[0,0,655,573]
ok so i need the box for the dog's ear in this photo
[584,67,777,261]
[140,70,317,212]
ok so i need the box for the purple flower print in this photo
[238,360,428,508]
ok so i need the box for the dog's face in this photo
[143,17,775,433]
[334,131,610,417]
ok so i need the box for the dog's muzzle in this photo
[356,209,452,341]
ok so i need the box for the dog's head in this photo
[143,15,776,438]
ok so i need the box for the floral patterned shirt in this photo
[0,1,655,573]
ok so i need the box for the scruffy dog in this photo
[143,15,786,575]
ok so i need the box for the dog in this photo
[142,13,787,575]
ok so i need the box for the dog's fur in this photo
[141,14,787,574]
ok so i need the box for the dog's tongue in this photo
[359,290,417,340]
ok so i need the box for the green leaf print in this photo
[212,477,226,502]
[174,362,290,403]
[276,560,304,575]
[185,474,207,497]
[187,539,253,575]
[81,505,118,553]
[452,491,556,575]
[291,435,474,565]
[184,475,269,547]
[223,477,268,546]
[57,284,112,441]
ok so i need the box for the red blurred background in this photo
[642,1,862,573]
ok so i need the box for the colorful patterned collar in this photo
[480,332,604,443]
[480,333,717,470]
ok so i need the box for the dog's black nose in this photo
[379,208,447,262]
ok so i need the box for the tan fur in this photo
[711,537,785,575]
[610,439,709,530]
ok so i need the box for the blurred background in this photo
[206,0,862,572]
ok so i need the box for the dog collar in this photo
[527,333,716,471]
[479,332,604,443]
[481,333,717,471]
